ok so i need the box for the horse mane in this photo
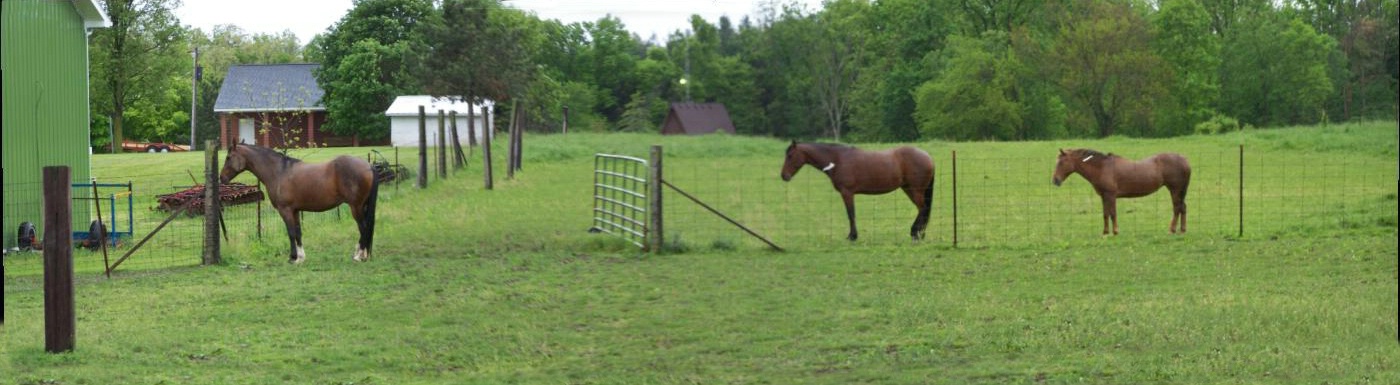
[240,143,302,169]
[798,142,857,154]
[1072,148,1116,160]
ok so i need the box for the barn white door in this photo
[238,119,255,144]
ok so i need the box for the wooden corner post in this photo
[203,140,222,265]
[43,166,75,353]
[648,145,664,252]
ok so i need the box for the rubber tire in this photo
[146,146,157,153]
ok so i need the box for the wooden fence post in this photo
[417,106,427,189]
[438,109,447,179]
[43,166,75,353]
[467,102,478,147]
[449,110,465,169]
[507,101,517,180]
[648,145,664,252]
[203,140,222,265]
[482,106,493,190]
[513,104,523,173]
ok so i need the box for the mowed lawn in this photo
[3,122,1397,384]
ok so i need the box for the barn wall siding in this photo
[388,115,494,147]
[2,0,95,247]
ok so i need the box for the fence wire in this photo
[2,174,353,277]
[6,147,1395,277]
[659,149,1397,251]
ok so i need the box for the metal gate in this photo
[589,153,649,249]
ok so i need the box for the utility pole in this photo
[190,46,200,150]
[683,37,691,102]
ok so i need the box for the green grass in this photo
[4,122,1397,384]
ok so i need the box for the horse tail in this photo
[921,166,934,226]
[923,171,934,215]
[363,176,380,252]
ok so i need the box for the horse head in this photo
[220,141,249,184]
[1052,148,1078,186]
[781,140,803,181]
[1053,148,1108,186]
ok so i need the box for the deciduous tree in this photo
[1039,0,1168,137]
[89,0,187,151]
[1152,0,1221,136]
[1220,14,1335,125]
[915,34,1021,140]
[314,0,433,139]
[422,0,533,106]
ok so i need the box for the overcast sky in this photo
[175,0,824,46]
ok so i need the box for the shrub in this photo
[1194,113,1249,135]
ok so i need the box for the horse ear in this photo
[1058,148,1065,155]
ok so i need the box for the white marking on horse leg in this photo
[293,245,306,264]
[353,247,366,262]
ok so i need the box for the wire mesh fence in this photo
[7,145,1395,277]
[658,148,1397,251]
[0,174,357,277]
[3,181,47,250]
[2,144,420,279]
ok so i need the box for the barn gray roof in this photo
[213,64,325,113]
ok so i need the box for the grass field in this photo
[3,121,1397,384]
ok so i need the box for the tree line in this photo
[89,0,1398,148]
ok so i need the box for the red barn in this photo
[214,64,384,148]
[661,102,737,135]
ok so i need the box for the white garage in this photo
[385,95,495,147]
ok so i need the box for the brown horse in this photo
[1052,148,1190,235]
[220,142,379,263]
[781,141,935,241]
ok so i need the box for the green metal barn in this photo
[2,0,109,248]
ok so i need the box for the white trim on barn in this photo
[385,96,495,147]
[74,0,112,29]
